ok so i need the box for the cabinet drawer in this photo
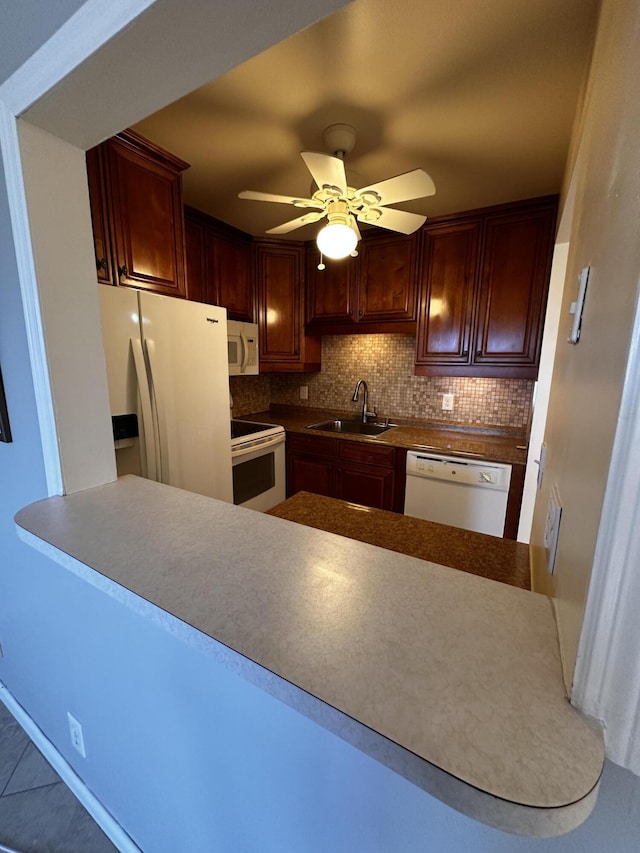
[338,440,396,468]
[287,432,337,458]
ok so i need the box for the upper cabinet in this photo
[415,197,557,379]
[255,240,321,373]
[306,232,418,333]
[87,130,189,298]
[184,206,254,321]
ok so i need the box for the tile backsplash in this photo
[232,335,534,429]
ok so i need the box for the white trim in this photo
[572,278,640,774]
[0,103,62,496]
[0,0,156,116]
[0,682,141,853]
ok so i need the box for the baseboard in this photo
[0,682,140,853]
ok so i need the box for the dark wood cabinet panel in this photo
[415,221,481,366]
[415,197,557,379]
[475,207,555,369]
[184,214,209,304]
[358,233,418,323]
[255,241,321,372]
[305,232,418,333]
[286,432,398,512]
[86,147,114,286]
[213,229,253,322]
[107,132,188,297]
[287,453,335,498]
[88,130,189,298]
[306,253,355,325]
[335,462,395,510]
[184,206,253,320]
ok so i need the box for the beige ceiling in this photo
[133,0,600,241]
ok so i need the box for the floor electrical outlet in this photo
[67,712,86,758]
[442,393,454,412]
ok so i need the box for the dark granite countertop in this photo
[239,405,528,465]
[267,491,531,590]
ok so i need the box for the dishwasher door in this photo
[404,451,512,537]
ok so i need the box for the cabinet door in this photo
[287,453,334,498]
[184,214,210,304]
[357,234,418,323]
[107,134,188,298]
[306,248,356,325]
[474,206,555,371]
[86,147,115,286]
[335,462,395,511]
[255,241,321,371]
[415,221,481,366]
[212,229,253,322]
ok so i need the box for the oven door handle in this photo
[231,433,285,458]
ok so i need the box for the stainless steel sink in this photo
[307,419,396,436]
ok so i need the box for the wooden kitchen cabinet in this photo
[87,130,189,298]
[287,432,400,512]
[306,232,418,333]
[184,206,254,320]
[255,240,321,372]
[415,220,481,367]
[415,197,557,378]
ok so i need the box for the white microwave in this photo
[227,320,259,375]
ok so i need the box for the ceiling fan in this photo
[239,124,436,260]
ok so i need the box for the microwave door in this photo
[240,329,248,374]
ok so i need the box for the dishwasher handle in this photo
[406,451,511,491]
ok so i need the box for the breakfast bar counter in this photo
[15,476,603,838]
[267,491,531,589]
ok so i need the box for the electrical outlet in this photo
[67,712,86,758]
[299,385,309,401]
[442,393,454,412]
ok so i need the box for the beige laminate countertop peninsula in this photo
[15,476,604,838]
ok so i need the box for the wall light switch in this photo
[442,393,454,412]
[299,385,309,401]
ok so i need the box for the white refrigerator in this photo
[98,286,233,503]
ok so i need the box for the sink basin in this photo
[307,419,396,436]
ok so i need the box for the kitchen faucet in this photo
[352,379,376,423]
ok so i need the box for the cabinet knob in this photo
[358,308,363,317]
[462,349,469,358]
[118,264,129,279]
[96,257,108,272]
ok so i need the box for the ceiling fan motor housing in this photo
[323,123,356,158]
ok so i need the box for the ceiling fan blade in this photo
[239,190,321,209]
[356,169,435,206]
[266,210,326,235]
[359,207,426,235]
[301,152,347,195]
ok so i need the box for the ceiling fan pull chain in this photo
[317,251,325,271]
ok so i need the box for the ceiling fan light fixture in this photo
[317,220,358,260]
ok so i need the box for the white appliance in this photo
[404,451,512,537]
[98,286,233,503]
[227,320,259,375]
[230,420,286,511]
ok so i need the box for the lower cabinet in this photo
[287,433,405,513]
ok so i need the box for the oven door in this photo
[231,434,286,511]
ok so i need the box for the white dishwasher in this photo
[404,451,512,537]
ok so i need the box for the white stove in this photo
[230,420,286,511]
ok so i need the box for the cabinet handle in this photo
[462,349,469,358]
[358,308,363,317]
[118,264,129,279]
[96,257,108,272]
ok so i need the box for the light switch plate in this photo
[544,484,563,574]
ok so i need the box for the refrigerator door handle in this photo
[143,338,165,484]
[130,337,157,481]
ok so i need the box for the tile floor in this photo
[0,700,118,853]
